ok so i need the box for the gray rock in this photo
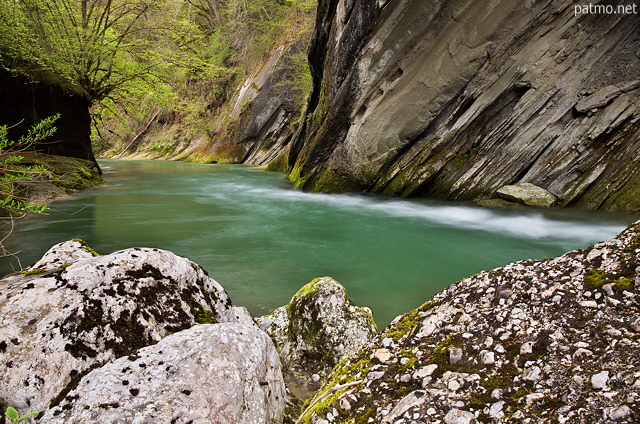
[444,408,475,424]
[522,366,542,382]
[495,183,557,208]
[449,347,463,364]
[41,324,285,423]
[604,405,633,421]
[479,350,495,365]
[0,242,240,413]
[575,80,640,112]
[256,277,377,398]
[282,0,640,211]
[591,371,610,390]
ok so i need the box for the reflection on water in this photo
[3,159,637,327]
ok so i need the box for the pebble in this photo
[413,364,438,379]
[368,371,385,380]
[579,300,598,308]
[449,347,463,365]
[480,350,495,365]
[490,400,505,418]
[444,408,475,424]
[604,405,632,420]
[520,341,535,355]
[591,371,609,390]
[522,366,542,381]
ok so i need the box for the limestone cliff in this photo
[279,0,640,211]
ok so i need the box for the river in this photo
[2,159,637,327]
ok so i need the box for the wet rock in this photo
[0,242,241,414]
[42,323,285,423]
[495,183,558,208]
[257,277,377,398]
[297,221,640,423]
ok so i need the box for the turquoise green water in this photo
[3,159,637,327]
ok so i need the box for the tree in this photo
[0,0,167,103]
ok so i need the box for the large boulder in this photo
[41,323,286,424]
[258,277,377,398]
[297,221,640,423]
[494,183,558,207]
[0,240,242,415]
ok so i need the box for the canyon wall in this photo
[278,0,640,211]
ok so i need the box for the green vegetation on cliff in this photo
[0,0,315,160]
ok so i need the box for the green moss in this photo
[291,277,325,299]
[298,353,372,423]
[613,278,633,294]
[191,303,217,324]
[583,268,635,295]
[385,302,435,341]
[288,165,307,189]
[583,269,608,290]
[71,239,100,256]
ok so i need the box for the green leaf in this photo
[5,406,19,420]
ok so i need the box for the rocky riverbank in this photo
[1,222,638,423]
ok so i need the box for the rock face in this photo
[297,221,640,423]
[41,323,286,424]
[0,69,97,166]
[281,0,640,211]
[0,240,242,414]
[178,40,310,167]
[257,277,377,398]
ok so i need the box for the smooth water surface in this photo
[3,160,637,326]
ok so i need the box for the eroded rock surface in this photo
[298,222,640,423]
[0,241,240,414]
[41,323,285,424]
[258,277,377,398]
[283,0,640,211]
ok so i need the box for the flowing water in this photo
[3,159,637,327]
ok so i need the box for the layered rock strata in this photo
[281,0,640,211]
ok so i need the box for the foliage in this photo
[0,115,60,217]
[0,0,317,158]
[4,407,38,424]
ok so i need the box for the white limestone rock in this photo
[0,242,240,414]
[495,183,558,208]
[256,277,377,398]
[41,324,285,423]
